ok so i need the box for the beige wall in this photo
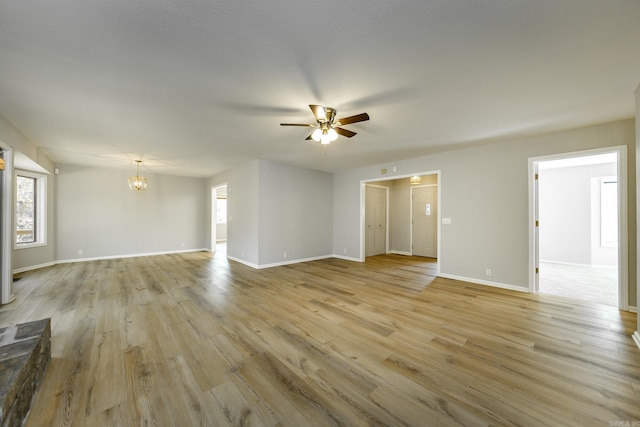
[334,119,636,306]
[55,164,208,261]
[0,113,56,274]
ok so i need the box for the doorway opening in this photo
[211,184,227,255]
[361,171,440,273]
[529,148,627,309]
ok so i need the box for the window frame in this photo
[216,196,227,225]
[600,176,617,248]
[14,170,47,249]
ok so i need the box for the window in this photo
[600,177,617,248]
[15,171,46,247]
[216,197,227,224]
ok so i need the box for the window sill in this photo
[15,242,47,250]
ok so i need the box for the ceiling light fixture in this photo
[128,160,148,191]
[410,176,422,185]
[282,105,369,145]
[311,125,340,145]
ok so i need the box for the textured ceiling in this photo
[1,1,639,177]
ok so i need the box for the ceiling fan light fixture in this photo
[311,128,322,142]
[320,130,331,145]
[281,104,369,144]
[410,176,422,185]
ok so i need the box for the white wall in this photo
[222,159,333,267]
[227,161,260,265]
[334,119,636,300]
[258,160,333,265]
[539,162,617,266]
[0,113,56,274]
[13,169,56,271]
[55,164,207,261]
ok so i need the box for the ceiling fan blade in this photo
[336,112,369,126]
[335,127,357,138]
[280,123,314,126]
[305,133,314,140]
[309,104,325,121]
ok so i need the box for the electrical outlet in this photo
[78,249,83,256]
[485,268,492,277]
[343,248,347,254]
[283,252,287,258]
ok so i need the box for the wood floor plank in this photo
[122,344,170,425]
[84,329,126,417]
[210,379,268,427]
[0,251,634,427]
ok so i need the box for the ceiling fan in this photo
[280,105,369,144]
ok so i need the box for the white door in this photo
[365,186,387,257]
[412,185,437,258]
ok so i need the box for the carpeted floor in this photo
[538,262,618,307]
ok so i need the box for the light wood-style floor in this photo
[1,251,639,426]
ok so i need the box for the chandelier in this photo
[128,160,148,191]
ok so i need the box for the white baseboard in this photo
[632,331,640,350]
[37,248,209,269]
[226,255,259,269]
[389,250,412,256]
[331,254,363,262]
[256,255,334,269]
[18,251,351,273]
[438,273,529,293]
[628,306,637,313]
[227,254,335,269]
[13,262,55,274]
[228,253,367,268]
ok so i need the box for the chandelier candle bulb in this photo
[128,160,148,191]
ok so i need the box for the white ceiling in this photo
[1,1,639,177]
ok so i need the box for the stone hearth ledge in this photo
[0,319,51,426]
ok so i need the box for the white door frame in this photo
[528,146,628,310]
[410,183,438,257]
[360,170,441,273]
[0,142,13,304]
[363,184,389,257]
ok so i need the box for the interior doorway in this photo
[529,148,627,309]
[211,184,227,253]
[361,172,440,273]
